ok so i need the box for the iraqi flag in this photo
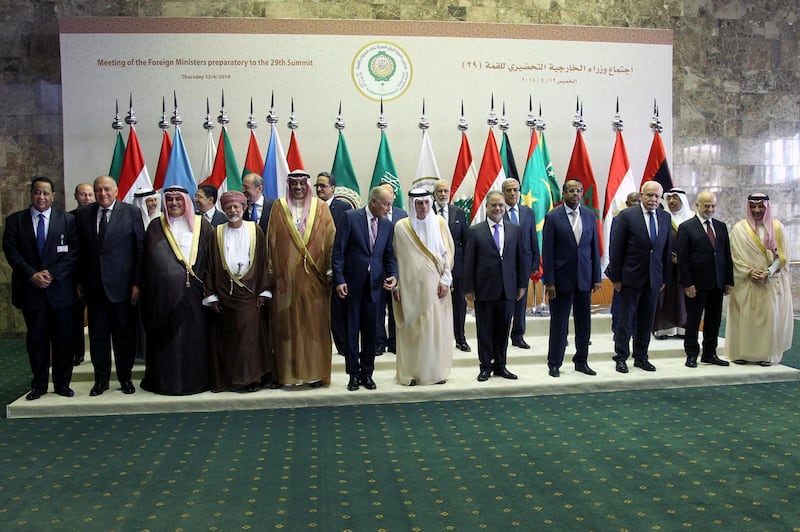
[641,130,673,191]
[450,132,478,223]
[262,124,289,200]
[471,128,506,225]
[565,129,603,255]
[152,130,172,190]
[162,127,197,197]
[117,126,153,203]
[602,129,637,268]
[201,127,241,196]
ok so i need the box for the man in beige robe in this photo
[266,170,336,386]
[726,193,792,366]
[392,188,455,386]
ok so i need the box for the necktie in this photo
[251,204,259,223]
[369,216,378,252]
[36,213,46,256]
[648,211,657,242]
[705,219,716,248]
[510,206,518,225]
[570,211,580,243]
[493,223,501,251]
[98,208,109,242]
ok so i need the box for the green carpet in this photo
[1,324,799,530]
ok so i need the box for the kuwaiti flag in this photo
[641,130,674,191]
[330,130,361,208]
[450,132,478,223]
[521,128,552,255]
[500,131,520,182]
[602,129,637,268]
[117,126,153,203]
[471,128,506,225]
[540,131,561,206]
[370,130,403,208]
[198,129,217,185]
[162,127,197,197]
[262,124,289,200]
[241,130,263,178]
[201,127,241,197]
[411,129,440,191]
[565,129,603,255]
[286,130,306,173]
[153,130,172,190]
[108,131,125,183]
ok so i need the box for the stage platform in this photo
[7,312,799,418]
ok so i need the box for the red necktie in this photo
[705,220,716,248]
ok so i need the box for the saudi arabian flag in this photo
[521,128,552,253]
[539,131,561,206]
[109,131,125,183]
[369,130,403,208]
[331,131,361,208]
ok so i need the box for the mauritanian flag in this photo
[152,130,172,190]
[330,131,361,208]
[286,130,306,173]
[602,129,637,268]
[162,127,197,197]
[471,128,506,225]
[450,132,478,223]
[500,131,520,182]
[521,128,552,255]
[565,129,603,255]
[262,124,289,200]
[411,129,440,191]
[540,131,561,206]
[241,130,263,178]
[198,129,217,185]
[116,126,153,203]
[641,130,674,191]
[108,131,125,183]
[201,127,241,196]
[369,130,403,208]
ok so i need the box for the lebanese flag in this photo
[201,127,241,197]
[152,130,172,190]
[286,130,306,172]
[241,130,263,178]
[117,126,153,203]
[565,129,603,255]
[602,129,637,267]
[450,132,478,223]
[641,130,673,191]
[470,128,506,225]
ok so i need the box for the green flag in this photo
[540,131,561,206]
[109,131,125,183]
[331,131,361,208]
[369,130,403,208]
[521,129,552,253]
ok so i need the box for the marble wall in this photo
[0,0,798,335]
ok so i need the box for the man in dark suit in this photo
[195,184,227,226]
[75,175,145,395]
[375,182,407,355]
[3,176,80,400]
[464,191,527,382]
[242,172,275,232]
[676,190,733,367]
[332,185,398,391]
[433,179,470,352]
[316,171,353,354]
[69,182,95,366]
[607,181,673,373]
[502,178,539,349]
[542,180,602,377]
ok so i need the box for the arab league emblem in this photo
[352,41,412,101]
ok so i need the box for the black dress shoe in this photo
[654,334,668,340]
[55,386,75,397]
[701,354,730,366]
[347,376,359,391]
[477,369,491,382]
[511,339,531,349]
[494,368,518,380]
[26,388,47,401]
[685,357,698,368]
[456,341,472,352]
[634,359,656,371]
[73,355,84,366]
[615,361,629,374]
[574,364,596,376]
[309,380,324,388]
[360,376,377,390]
[90,383,109,396]
[548,367,560,378]
[120,381,136,394]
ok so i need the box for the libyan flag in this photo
[201,127,241,194]
[641,130,674,191]
[369,130,403,208]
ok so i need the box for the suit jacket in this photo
[541,205,601,291]
[504,203,540,276]
[607,206,672,290]
[390,206,408,224]
[244,195,275,234]
[75,201,145,303]
[328,197,352,228]
[446,205,468,279]
[3,207,79,310]
[332,207,398,303]
[464,220,527,301]
[676,216,734,290]
[206,208,228,227]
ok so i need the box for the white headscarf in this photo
[663,188,693,227]
[408,188,446,257]
[133,187,160,227]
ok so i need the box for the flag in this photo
[116,126,153,203]
[565,129,603,255]
[286,130,306,172]
[162,127,197,197]
[153,130,172,190]
[369,130,403,208]
[451,132,478,223]
[241,130,263,179]
[108,131,125,183]
[201,127,241,196]
[539,131,561,206]
[500,131,520,182]
[330,131,361,208]
[520,128,552,254]
[471,128,506,224]
[602,129,637,268]
[641,130,673,191]
[411,129,440,191]
[198,130,217,185]
[262,124,289,200]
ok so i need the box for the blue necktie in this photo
[648,211,657,242]
[251,204,259,223]
[36,213,46,256]
[510,206,518,225]
[493,223,501,251]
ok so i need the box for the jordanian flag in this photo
[450,132,478,223]
[565,129,603,255]
[369,130,403,208]
[109,131,125,183]
[471,128,506,225]
[201,127,241,195]
[331,131,361,208]
[117,126,153,203]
